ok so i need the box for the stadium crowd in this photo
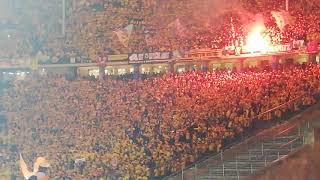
[1,0,320,64]
[0,0,320,179]
[1,63,320,179]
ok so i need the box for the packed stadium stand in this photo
[1,0,320,180]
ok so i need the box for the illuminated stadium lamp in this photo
[246,25,272,53]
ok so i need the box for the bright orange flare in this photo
[246,24,272,53]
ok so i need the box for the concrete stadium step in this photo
[199,175,247,180]
[208,163,265,172]
[263,136,301,144]
[207,168,261,174]
[224,160,267,166]
[259,148,292,154]
[249,145,298,152]
[261,142,303,152]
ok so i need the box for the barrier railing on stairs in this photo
[163,95,316,180]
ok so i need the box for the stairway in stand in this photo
[198,127,304,180]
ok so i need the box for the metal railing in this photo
[163,95,317,180]
[166,122,308,180]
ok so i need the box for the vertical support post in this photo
[250,164,253,174]
[201,61,209,71]
[99,65,106,81]
[277,152,280,159]
[223,163,225,177]
[221,151,223,161]
[194,164,197,180]
[132,64,141,78]
[236,156,238,171]
[182,169,184,180]
[286,0,289,11]
[236,157,239,180]
[264,156,267,166]
[62,0,66,36]
[168,62,175,74]
[261,143,264,155]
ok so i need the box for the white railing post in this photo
[194,164,197,180]
[62,0,66,36]
[221,151,223,161]
[236,157,239,180]
[223,163,225,177]
[182,169,184,180]
[236,156,238,170]
[261,143,264,155]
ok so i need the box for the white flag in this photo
[114,24,134,47]
[19,154,34,179]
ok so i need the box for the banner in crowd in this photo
[272,44,292,52]
[108,54,129,61]
[129,52,171,63]
[292,40,305,50]
[113,24,133,47]
[271,11,294,31]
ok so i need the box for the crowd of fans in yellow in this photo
[0,64,319,179]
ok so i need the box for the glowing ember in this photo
[246,24,272,53]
